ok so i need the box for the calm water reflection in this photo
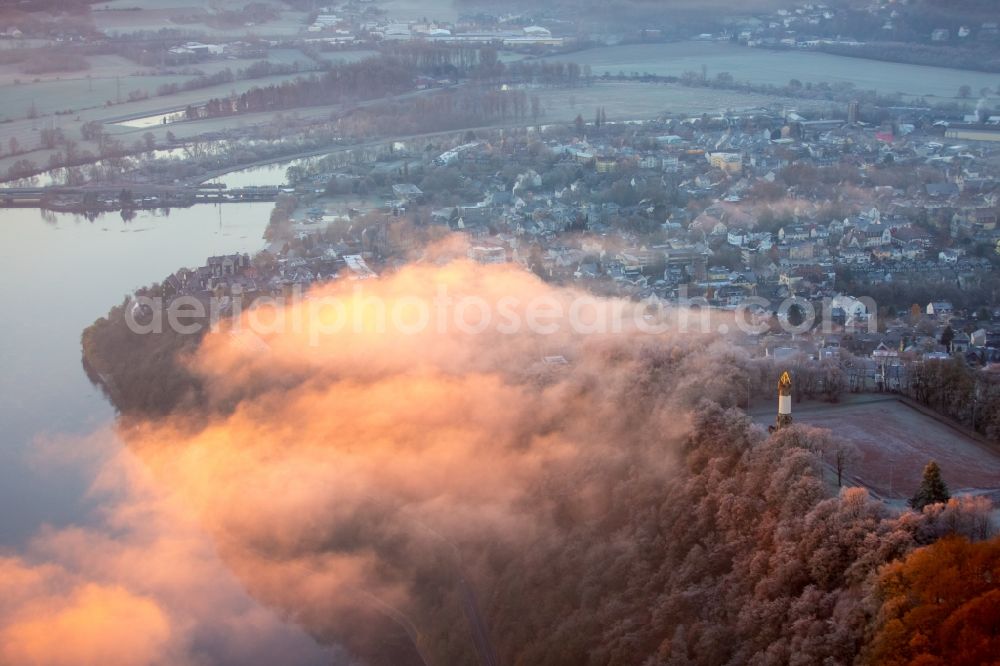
[0,203,271,544]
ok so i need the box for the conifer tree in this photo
[940,325,954,351]
[910,460,950,510]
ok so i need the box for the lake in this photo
[549,41,1000,100]
[0,203,272,545]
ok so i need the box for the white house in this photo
[831,294,869,321]
[938,249,962,264]
[926,301,954,317]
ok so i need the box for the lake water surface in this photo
[549,41,1000,100]
[0,203,271,545]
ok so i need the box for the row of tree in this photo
[187,57,414,119]
[904,356,1000,441]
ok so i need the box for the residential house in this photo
[926,301,954,317]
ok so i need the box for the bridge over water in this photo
[0,184,281,211]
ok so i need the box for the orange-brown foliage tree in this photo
[866,535,1000,666]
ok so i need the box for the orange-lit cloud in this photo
[0,580,170,666]
[1,429,340,666]
[5,259,741,665]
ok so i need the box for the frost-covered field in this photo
[93,0,309,37]
[759,397,1000,500]
[378,0,461,21]
[0,69,313,124]
[534,81,811,122]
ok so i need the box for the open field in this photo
[314,50,380,65]
[546,41,1000,100]
[0,67,308,127]
[534,81,812,122]
[378,0,461,22]
[0,54,140,88]
[0,66,315,123]
[173,48,318,73]
[0,47,378,121]
[754,396,1000,501]
[0,52,260,89]
[0,75,202,121]
[94,0,309,38]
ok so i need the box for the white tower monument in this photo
[775,371,793,430]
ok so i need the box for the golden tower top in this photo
[778,371,792,397]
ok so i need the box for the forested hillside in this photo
[482,406,994,665]
[88,260,999,665]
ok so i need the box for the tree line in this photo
[185,57,414,120]
[903,356,1000,441]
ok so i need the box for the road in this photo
[460,577,501,666]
